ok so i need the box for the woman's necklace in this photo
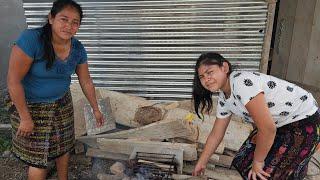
[53,41,71,60]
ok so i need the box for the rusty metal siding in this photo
[22,0,271,101]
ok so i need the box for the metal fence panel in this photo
[22,0,271,101]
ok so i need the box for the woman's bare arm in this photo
[7,45,34,136]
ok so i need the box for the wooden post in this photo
[260,0,277,73]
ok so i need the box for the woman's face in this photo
[198,63,229,92]
[49,6,81,41]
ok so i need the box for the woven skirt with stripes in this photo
[231,109,320,180]
[8,91,75,169]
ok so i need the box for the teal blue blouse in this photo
[15,28,87,103]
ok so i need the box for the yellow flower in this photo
[185,113,195,122]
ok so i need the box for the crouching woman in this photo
[192,52,320,180]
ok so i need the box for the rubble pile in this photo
[71,83,320,180]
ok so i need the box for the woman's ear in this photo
[48,13,53,24]
[222,62,230,74]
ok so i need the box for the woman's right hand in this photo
[192,161,206,176]
[17,115,34,137]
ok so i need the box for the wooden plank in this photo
[71,84,102,137]
[98,119,198,141]
[77,118,198,147]
[172,174,203,180]
[204,167,242,180]
[259,0,277,73]
[308,151,320,176]
[98,138,197,161]
[84,97,116,135]
[86,148,129,161]
[183,165,241,180]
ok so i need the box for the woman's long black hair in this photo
[41,0,83,70]
[192,52,233,119]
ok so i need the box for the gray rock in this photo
[2,150,11,157]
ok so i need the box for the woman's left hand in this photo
[93,109,105,127]
[248,160,270,180]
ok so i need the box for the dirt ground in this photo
[0,152,116,180]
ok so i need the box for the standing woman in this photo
[191,52,319,179]
[6,0,104,179]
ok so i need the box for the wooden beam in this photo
[183,165,241,180]
[260,0,277,73]
[99,119,198,141]
[171,174,203,180]
[98,138,197,161]
[77,118,198,147]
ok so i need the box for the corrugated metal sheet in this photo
[22,0,270,101]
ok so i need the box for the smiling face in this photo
[49,6,81,41]
[198,63,229,92]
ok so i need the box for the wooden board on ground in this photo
[172,174,205,180]
[183,165,241,180]
[308,151,320,176]
[204,167,242,180]
[98,138,197,161]
[84,97,116,135]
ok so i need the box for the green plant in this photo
[0,136,11,153]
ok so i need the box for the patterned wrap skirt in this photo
[232,109,320,180]
[7,91,75,169]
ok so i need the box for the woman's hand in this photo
[17,116,34,137]
[248,160,270,180]
[93,109,105,127]
[192,161,206,176]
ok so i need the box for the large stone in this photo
[98,138,197,161]
[133,106,162,125]
[110,162,126,177]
